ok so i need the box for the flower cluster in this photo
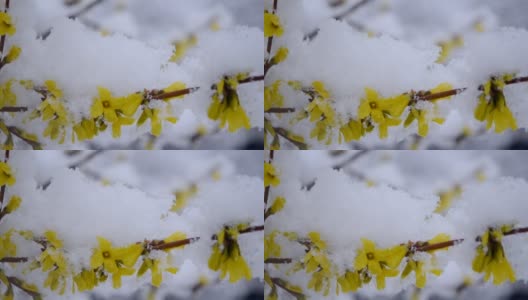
[208,224,252,283]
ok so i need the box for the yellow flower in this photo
[358,88,410,139]
[170,184,198,213]
[73,269,97,292]
[90,237,121,273]
[137,258,163,287]
[337,270,362,293]
[91,87,121,122]
[434,185,462,214]
[208,225,252,283]
[111,115,135,138]
[308,232,327,250]
[208,75,251,132]
[264,162,280,187]
[0,12,16,36]
[72,118,98,142]
[45,80,63,99]
[3,195,21,214]
[354,239,407,290]
[169,35,197,62]
[0,229,16,259]
[39,248,69,294]
[267,196,286,216]
[401,259,426,288]
[264,12,284,38]
[0,162,15,186]
[264,80,283,111]
[264,231,281,260]
[44,230,63,249]
[5,45,21,63]
[472,226,516,285]
[303,232,333,296]
[137,107,172,137]
[36,93,69,143]
[90,238,142,288]
[90,237,143,284]
[474,75,517,133]
[0,80,16,108]
[403,108,444,137]
[436,36,463,63]
[120,93,143,117]
[340,119,365,142]
[270,47,288,65]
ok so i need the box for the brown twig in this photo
[0,106,28,113]
[271,277,306,299]
[151,224,264,251]
[265,257,292,264]
[7,126,41,149]
[264,150,275,207]
[266,0,279,55]
[265,107,295,113]
[151,74,263,100]
[0,0,10,56]
[0,150,9,208]
[273,127,308,150]
[265,0,279,77]
[0,256,28,263]
[7,276,41,298]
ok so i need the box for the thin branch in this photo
[151,74,263,101]
[7,276,41,298]
[68,150,105,169]
[0,150,9,208]
[68,0,105,20]
[7,126,42,149]
[332,150,368,170]
[334,0,374,21]
[271,277,306,299]
[239,74,265,84]
[151,224,264,251]
[265,0,279,77]
[266,0,279,55]
[0,0,10,56]
[0,256,28,263]
[265,257,292,264]
[0,106,29,113]
[264,150,275,207]
[265,107,295,113]
[273,127,308,150]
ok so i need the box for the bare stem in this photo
[69,0,105,20]
[0,106,29,113]
[152,224,264,251]
[265,257,292,264]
